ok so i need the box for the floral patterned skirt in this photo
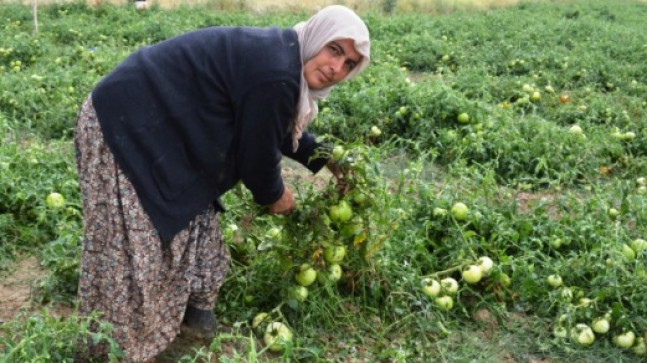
[74,96,230,362]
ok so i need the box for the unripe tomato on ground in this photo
[434,295,454,311]
[327,264,342,282]
[614,331,636,349]
[252,312,269,330]
[450,202,469,221]
[499,273,511,287]
[477,256,494,275]
[571,324,595,346]
[553,326,568,338]
[462,265,483,284]
[633,337,647,355]
[457,112,470,124]
[432,207,447,218]
[547,274,563,288]
[568,125,583,136]
[324,245,346,264]
[591,318,610,334]
[46,192,65,208]
[263,322,293,352]
[295,264,317,287]
[421,278,441,298]
[290,285,309,302]
[440,277,459,295]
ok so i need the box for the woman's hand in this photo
[268,187,295,215]
[327,160,351,196]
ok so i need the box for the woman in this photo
[73,4,370,362]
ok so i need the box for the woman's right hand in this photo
[326,160,351,196]
[268,187,295,215]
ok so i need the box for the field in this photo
[1,0,647,361]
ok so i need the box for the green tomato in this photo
[630,238,647,254]
[45,192,65,208]
[477,256,494,275]
[553,326,568,338]
[340,219,363,237]
[432,207,447,218]
[440,277,459,295]
[351,191,367,205]
[328,205,342,222]
[549,238,563,249]
[633,337,646,356]
[462,265,483,284]
[328,264,342,282]
[622,244,637,260]
[370,126,382,137]
[266,227,282,240]
[324,245,347,264]
[608,208,620,219]
[434,295,454,311]
[499,273,511,287]
[571,324,595,346]
[614,331,636,349]
[263,322,293,352]
[252,312,269,329]
[560,287,573,301]
[336,201,353,222]
[547,274,563,288]
[591,318,610,334]
[457,112,470,124]
[568,125,583,135]
[290,285,309,302]
[421,278,441,298]
[522,83,534,93]
[295,264,317,287]
[332,145,345,161]
[450,202,469,221]
[579,297,593,308]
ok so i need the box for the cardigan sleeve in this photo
[280,131,330,174]
[235,79,299,206]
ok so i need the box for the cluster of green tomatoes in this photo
[250,143,378,353]
[420,255,496,311]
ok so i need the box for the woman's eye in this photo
[329,45,340,55]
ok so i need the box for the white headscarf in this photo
[292,5,371,151]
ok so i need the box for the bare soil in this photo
[0,256,45,324]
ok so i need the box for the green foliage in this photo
[35,226,83,305]
[0,310,123,362]
[0,121,81,271]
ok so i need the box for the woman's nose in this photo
[330,58,345,76]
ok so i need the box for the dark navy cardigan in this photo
[91,26,327,242]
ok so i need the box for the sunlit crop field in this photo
[9,0,538,11]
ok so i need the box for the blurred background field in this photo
[3,0,553,12]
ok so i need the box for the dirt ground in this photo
[0,257,44,324]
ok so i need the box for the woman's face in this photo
[303,39,362,90]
